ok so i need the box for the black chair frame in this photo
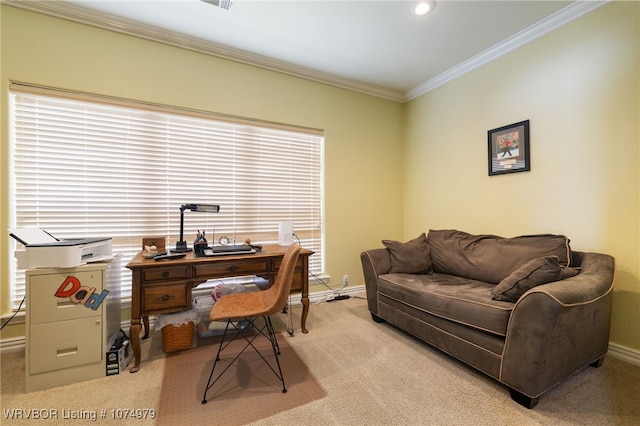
[201,315,286,404]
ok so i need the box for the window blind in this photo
[8,85,324,309]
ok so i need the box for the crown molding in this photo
[4,0,406,102]
[4,0,610,103]
[405,0,611,101]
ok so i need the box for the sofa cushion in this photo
[377,273,514,336]
[491,256,561,302]
[382,233,432,274]
[427,229,571,284]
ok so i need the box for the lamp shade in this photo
[175,203,221,252]
[182,204,220,213]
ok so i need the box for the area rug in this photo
[157,332,327,425]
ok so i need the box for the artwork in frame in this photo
[487,120,530,176]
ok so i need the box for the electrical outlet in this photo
[342,275,349,285]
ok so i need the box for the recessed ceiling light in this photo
[414,1,436,16]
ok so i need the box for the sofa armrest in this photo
[528,251,615,305]
[360,248,391,315]
[500,252,615,398]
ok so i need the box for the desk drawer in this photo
[194,259,269,278]
[273,259,304,288]
[290,273,302,292]
[142,284,190,313]
[143,266,190,282]
[272,257,305,271]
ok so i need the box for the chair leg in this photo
[266,316,281,355]
[201,316,287,403]
[202,320,233,404]
[202,320,256,403]
[265,316,287,393]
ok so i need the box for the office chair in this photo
[201,243,302,404]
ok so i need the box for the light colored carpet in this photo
[158,330,326,425]
[2,295,639,425]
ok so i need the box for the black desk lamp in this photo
[174,203,220,252]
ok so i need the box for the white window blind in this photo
[8,85,324,309]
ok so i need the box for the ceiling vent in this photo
[201,0,233,11]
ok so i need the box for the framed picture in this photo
[487,120,530,176]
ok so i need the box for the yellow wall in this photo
[404,1,639,351]
[0,6,404,338]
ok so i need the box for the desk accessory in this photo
[278,221,293,246]
[143,245,159,258]
[154,253,186,261]
[174,203,220,252]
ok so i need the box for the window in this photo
[8,84,324,309]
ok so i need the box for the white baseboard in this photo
[306,284,366,304]
[0,336,26,351]
[607,342,640,367]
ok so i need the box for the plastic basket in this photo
[161,321,194,353]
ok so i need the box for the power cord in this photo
[292,232,349,295]
[285,292,295,337]
[0,296,26,331]
[309,271,348,293]
[282,234,351,331]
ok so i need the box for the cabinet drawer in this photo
[142,284,190,313]
[272,257,304,271]
[194,259,269,278]
[28,269,105,324]
[142,266,190,282]
[29,316,103,374]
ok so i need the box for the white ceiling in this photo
[9,0,607,101]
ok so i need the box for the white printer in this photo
[11,228,113,269]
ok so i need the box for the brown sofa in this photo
[360,229,615,408]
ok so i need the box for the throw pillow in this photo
[559,266,581,280]
[491,256,561,302]
[382,233,432,274]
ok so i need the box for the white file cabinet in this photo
[25,261,120,392]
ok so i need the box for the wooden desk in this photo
[125,244,313,372]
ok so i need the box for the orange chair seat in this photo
[209,291,277,321]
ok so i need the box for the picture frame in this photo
[487,120,530,176]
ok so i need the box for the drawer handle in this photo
[228,266,239,272]
[162,271,170,278]
[57,347,78,357]
[160,294,173,302]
